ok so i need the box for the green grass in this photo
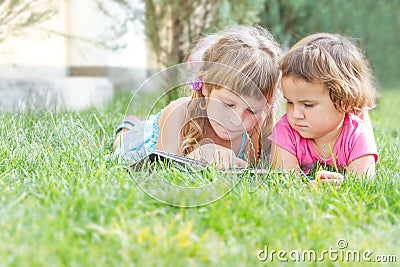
[0,89,399,267]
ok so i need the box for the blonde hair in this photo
[280,33,377,113]
[180,25,282,158]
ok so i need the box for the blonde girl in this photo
[114,25,281,168]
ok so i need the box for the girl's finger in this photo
[234,157,248,168]
[316,170,344,180]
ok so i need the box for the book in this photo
[130,150,207,171]
[130,149,276,175]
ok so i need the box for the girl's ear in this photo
[339,99,352,113]
[200,74,208,97]
[201,83,208,97]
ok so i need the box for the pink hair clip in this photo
[189,77,203,91]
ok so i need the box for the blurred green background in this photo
[128,0,400,89]
[260,0,400,89]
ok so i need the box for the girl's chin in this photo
[211,123,247,140]
[217,130,242,141]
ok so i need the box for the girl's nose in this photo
[292,106,304,119]
[229,110,243,127]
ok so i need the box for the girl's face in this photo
[203,87,267,141]
[282,77,345,141]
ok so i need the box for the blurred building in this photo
[0,0,148,90]
[0,0,148,112]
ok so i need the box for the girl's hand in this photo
[188,143,248,169]
[313,170,344,186]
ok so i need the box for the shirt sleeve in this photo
[267,115,298,156]
[348,120,379,163]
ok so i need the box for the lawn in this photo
[0,88,399,266]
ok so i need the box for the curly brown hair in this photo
[280,33,377,113]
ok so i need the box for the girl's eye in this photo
[286,101,293,105]
[223,102,234,108]
[304,104,314,107]
[247,109,256,115]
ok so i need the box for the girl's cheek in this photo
[244,116,258,129]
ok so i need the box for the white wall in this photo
[0,1,68,67]
[67,0,147,68]
[0,0,147,71]
[0,0,147,111]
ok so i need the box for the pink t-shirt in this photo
[268,114,378,174]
